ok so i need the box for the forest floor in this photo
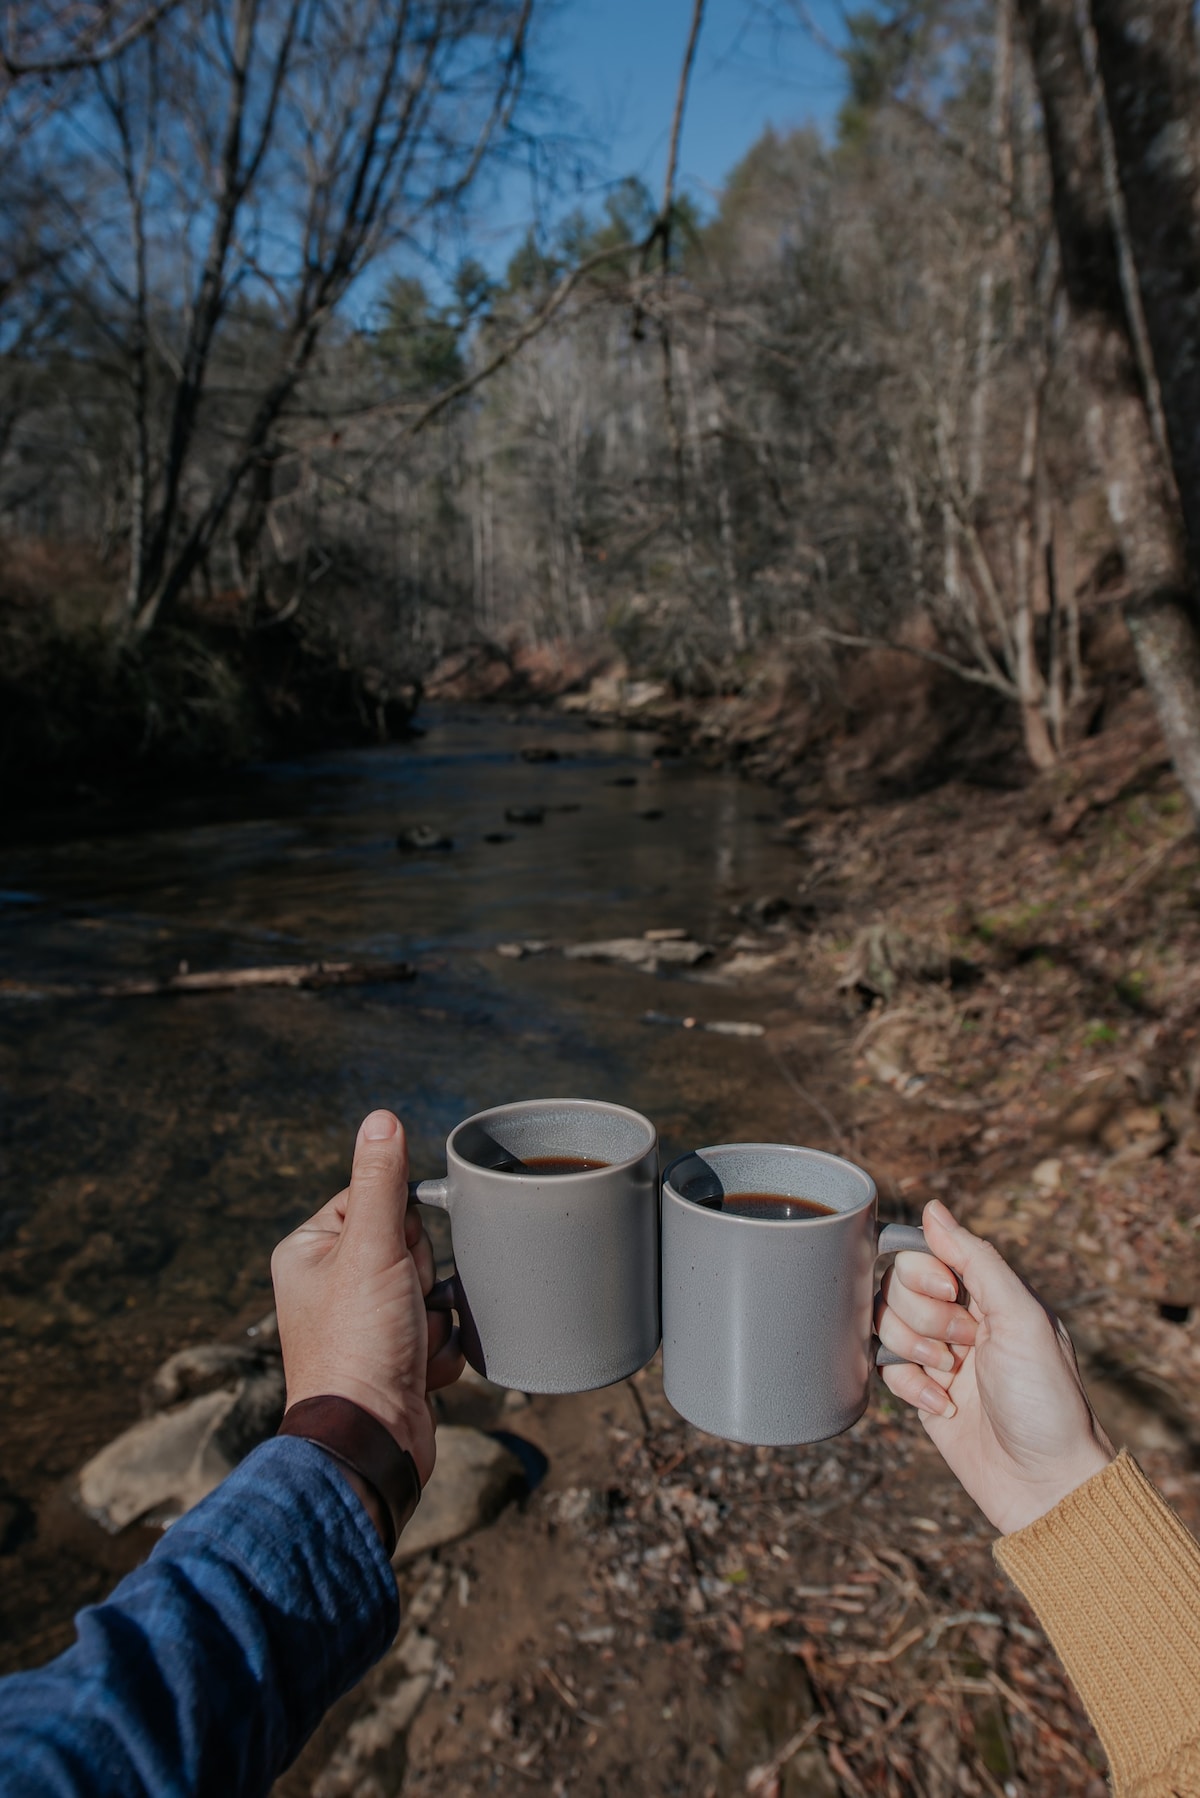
[280,684,1200,1798]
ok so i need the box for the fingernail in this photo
[926,1198,954,1228]
[930,1274,959,1301]
[915,1339,955,1372]
[361,1110,398,1141]
[945,1314,976,1344]
[919,1384,956,1418]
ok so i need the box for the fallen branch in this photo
[745,1714,824,1795]
[986,1671,1098,1774]
[1,960,416,1000]
[834,1621,925,1666]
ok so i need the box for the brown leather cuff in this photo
[278,1396,421,1558]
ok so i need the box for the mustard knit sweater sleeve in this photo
[993,1451,1200,1796]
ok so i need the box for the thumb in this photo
[343,1111,409,1260]
[922,1197,1028,1320]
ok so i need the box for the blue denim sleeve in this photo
[0,1436,399,1798]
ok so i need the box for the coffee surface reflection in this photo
[512,1155,611,1175]
[718,1192,836,1220]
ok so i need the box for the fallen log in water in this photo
[0,960,417,1000]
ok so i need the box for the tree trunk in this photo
[1013,375,1057,768]
[1124,595,1200,807]
[704,319,746,653]
[1020,0,1200,819]
[1086,0,1200,586]
[232,452,274,614]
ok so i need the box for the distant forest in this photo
[4,1,1200,811]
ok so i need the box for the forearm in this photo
[0,1437,398,1798]
[994,1452,1200,1796]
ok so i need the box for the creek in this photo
[0,708,822,1672]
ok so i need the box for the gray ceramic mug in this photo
[661,1143,931,1446]
[411,1098,660,1393]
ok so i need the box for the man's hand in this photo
[271,1111,463,1488]
[877,1198,1115,1535]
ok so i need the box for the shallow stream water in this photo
[0,709,825,1671]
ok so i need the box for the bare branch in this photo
[661,0,704,223]
[1,0,185,81]
[349,0,706,487]
[815,629,1021,698]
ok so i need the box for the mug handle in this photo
[409,1178,453,1316]
[426,1274,459,1312]
[874,1220,936,1369]
[421,1267,484,1376]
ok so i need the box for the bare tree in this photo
[32,0,533,636]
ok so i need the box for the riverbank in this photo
[423,616,1138,806]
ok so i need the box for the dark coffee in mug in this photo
[718,1192,836,1220]
[519,1155,611,1175]
[662,1143,932,1445]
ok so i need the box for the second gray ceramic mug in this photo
[412,1098,660,1393]
[661,1143,930,1446]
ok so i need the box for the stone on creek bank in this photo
[145,1338,279,1411]
[717,945,798,981]
[558,673,673,718]
[563,935,712,972]
[392,1425,528,1564]
[75,1327,530,1552]
[76,1365,287,1532]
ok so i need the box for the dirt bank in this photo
[423,614,1138,805]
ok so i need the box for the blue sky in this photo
[440,0,849,282]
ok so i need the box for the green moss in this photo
[1083,1020,1119,1049]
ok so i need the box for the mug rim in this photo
[662,1141,876,1224]
[448,1096,657,1180]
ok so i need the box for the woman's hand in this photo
[877,1198,1115,1535]
[271,1111,463,1488]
